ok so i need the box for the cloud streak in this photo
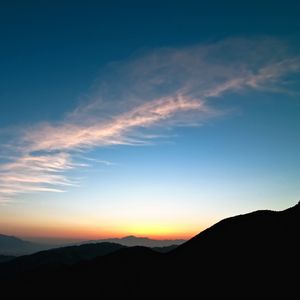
[23,94,207,152]
[1,37,300,202]
[0,153,78,201]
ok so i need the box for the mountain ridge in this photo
[84,235,186,247]
[175,200,300,255]
[0,234,52,256]
[0,233,186,256]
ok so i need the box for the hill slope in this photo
[0,242,126,279]
[175,201,299,256]
[168,201,300,297]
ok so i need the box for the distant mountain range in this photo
[0,234,52,256]
[0,201,299,298]
[84,235,186,247]
[0,234,185,256]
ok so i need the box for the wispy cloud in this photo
[1,37,299,202]
[0,153,79,201]
[23,94,207,152]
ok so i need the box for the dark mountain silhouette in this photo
[0,202,299,298]
[0,233,184,256]
[151,244,179,253]
[175,201,300,256]
[0,241,178,279]
[0,242,126,279]
[0,234,52,256]
[84,235,186,247]
[167,201,300,297]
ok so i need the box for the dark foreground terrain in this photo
[1,202,299,298]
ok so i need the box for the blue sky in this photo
[0,1,300,240]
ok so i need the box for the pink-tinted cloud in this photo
[1,37,299,202]
[0,153,77,201]
[23,94,206,152]
[0,95,206,202]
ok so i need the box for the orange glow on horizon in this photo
[2,223,200,241]
[0,208,208,241]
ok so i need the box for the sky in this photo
[0,0,300,242]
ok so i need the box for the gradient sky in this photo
[0,1,300,242]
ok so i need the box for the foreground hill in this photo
[1,202,299,298]
[0,242,179,280]
[175,201,299,256]
[0,242,126,279]
[168,201,300,296]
